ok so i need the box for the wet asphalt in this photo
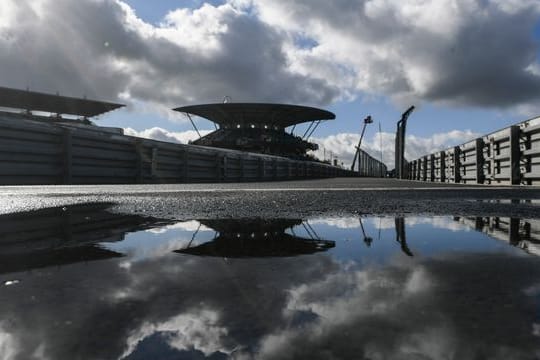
[1,178,539,219]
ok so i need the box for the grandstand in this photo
[174,103,335,159]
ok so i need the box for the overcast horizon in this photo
[1,0,540,167]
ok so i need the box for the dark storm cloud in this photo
[1,0,539,112]
[0,0,339,108]
[251,0,540,109]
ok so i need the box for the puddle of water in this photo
[1,204,540,359]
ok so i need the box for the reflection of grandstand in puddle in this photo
[175,219,335,258]
[0,203,167,274]
[454,217,540,256]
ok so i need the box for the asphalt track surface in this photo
[1,178,540,219]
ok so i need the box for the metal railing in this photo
[0,114,360,185]
[406,116,540,185]
[354,148,387,178]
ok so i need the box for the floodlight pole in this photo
[351,115,373,172]
[395,106,415,179]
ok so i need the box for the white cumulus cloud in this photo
[311,129,479,167]
[123,127,211,144]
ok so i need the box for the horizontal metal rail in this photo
[0,115,363,185]
[406,116,540,185]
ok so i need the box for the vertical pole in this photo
[151,148,158,180]
[223,154,228,181]
[62,128,72,185]
[475,138,485,184]
[395,124,401,178]
[240,156,245,182]
[182,149,189,183]
[422,156,428,181]
[259,158,264,180]
[440,151,446,183]
[135,139,143,184]
[509,126,521,185]
[509,218,520,245]
[430,154,435,182]
[453,146,461,183]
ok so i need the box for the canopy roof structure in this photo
[174,103,335,128]
[0,86,125,118]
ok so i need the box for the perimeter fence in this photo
[406,117,540,185]
[0,114,384,185]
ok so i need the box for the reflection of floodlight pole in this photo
[351,115,373,172]
[359,218,373,247]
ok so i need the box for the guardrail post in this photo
[223,154,228,181]
[151,148,158,180]
[240,156,245,182]
[135,139,143,184]
[258,158,264,180]
[422,156,428,181]
[62,128,73,185]
[509,126,521,185]
[287,162,292,179]
[488,137,495,183]
[453,146,461,183]
[430,154,435,182]
[475,138,485,184]
[440,151,446,182]
[182,149,189,183]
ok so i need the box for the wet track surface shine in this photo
[0,178,539,219]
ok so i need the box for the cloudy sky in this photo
[1,0,540,166]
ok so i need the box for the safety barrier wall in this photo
[407,116,540,185]
[0,115,372,185]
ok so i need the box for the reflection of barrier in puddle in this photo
[454,217,540,256]
[0,203,169,274]
[175,219,335,258]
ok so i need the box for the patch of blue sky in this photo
[123,0,226,25]
[293,33,319,50]
[314,96,520,140]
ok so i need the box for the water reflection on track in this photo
[0,204,540,359]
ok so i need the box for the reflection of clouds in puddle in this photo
[122,309,234,358]
[0,325,18,360]
[367,216,472,232]
[1,211,540,359]
[109,221,216,260]
[255,255,540,360]
[145,220,212,234]
[0,252,540,359]
[309,217,360,229]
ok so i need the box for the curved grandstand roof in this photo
[0,86,124,118]
[173,103,335,128]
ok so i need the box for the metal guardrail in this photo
[0,114,380,185]
[354,148,387,178]
[454,216,540,256]
[406,116,540,185]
